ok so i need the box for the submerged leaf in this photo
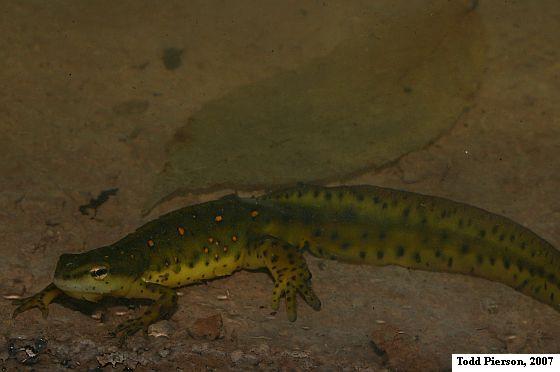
[146,0,485,213]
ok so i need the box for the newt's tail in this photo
[258,185,560,312]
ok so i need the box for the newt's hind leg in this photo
[251,237,321,321]
[12,283,62,319]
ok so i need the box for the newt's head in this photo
[53,246,141,301]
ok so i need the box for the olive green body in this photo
[12,185,560,336]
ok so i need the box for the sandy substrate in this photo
[1,0,560,370]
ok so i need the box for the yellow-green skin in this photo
[12,185,560,337]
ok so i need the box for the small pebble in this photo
[148,320,174,338]
[188,314,224,340]
[230,350,244,363]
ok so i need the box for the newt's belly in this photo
[138,249,247,290]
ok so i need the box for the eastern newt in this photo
[12,185,560,337]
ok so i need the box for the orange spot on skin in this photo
[215,215,223,222]
[178,227,185,236]
[250,210,259,217]
[203,247,209,254]
[147,240,155,248]
[223,246,228,252]
[232,235,238,242]
[208,237,214,243]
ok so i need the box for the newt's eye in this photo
[90,266,108,280]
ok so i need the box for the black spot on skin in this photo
[551,293,555,301]
[377,250,384,259]
[340,207,357,221]
[188,262,194,268]
[517,279,529,290]
[413,252,421,263]
[396,245,405,257]
[294,209,312,225]
[447,257,453,267]
[461,244,469,254]
[359,251,366,259]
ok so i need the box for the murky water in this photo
[1,0,559,370]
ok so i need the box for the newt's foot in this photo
[255,237,322,322]
[111,316,150,338]
[12,283,62,320]
[271,267,321,322]
[110,283,178,339]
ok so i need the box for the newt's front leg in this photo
[12,283,63,319]
[112,282,178,338]
[248,236,322,321]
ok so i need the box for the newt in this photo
[12,184,560,337]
